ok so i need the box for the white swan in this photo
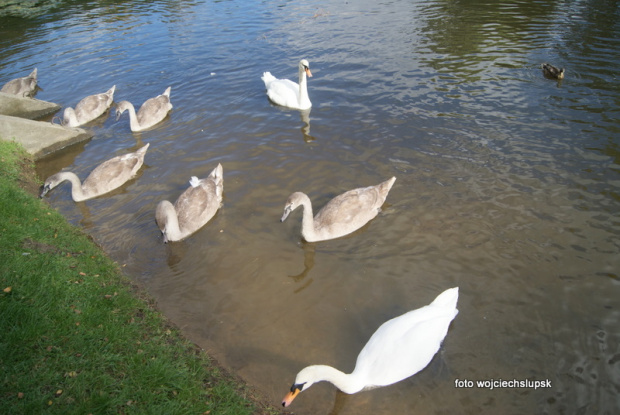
[281,177,396,242]
[40,143,149,202]
[155,164,223,243]
[1,68,38,97]
[62,85,116,127]
[261,59,312,110]
[282,287,459,407]
[115,86,173,131]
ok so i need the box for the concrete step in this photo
[0,92,92,160]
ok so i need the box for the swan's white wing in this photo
[352,292,458,388]
[265,79,300,108]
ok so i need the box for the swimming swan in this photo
[39,143,149,202]
[541,63,564,80]
[281,176,396,242]
[115,86,173,131]
[262,59,312,110]
[1,68,38,97]
[282,287,459,407]
[62,85,116,127]
[155,164,223,243]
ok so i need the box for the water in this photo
[2,0,619,413]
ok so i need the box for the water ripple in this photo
[4,0,618,414]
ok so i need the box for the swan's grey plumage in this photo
[261,59,312,110]
[281,177,396,242]
[155,164,223,243]
[39,143,149,202]
[282,287,459,407]
[115,86,173,131]
[62,85,116,127]
[1,68,38,97]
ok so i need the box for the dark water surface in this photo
[2,0,619,413]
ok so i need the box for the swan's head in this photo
[155,200,174,243]
[299,59,312,78]
[282,366,319,407]
[39,173,63,198]
[61,107,75,126]
[280,192,306,222]
[115,101,132,121]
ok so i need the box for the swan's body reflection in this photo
[299,109,315,142]
[289,241,315,293]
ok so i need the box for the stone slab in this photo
[0,91,61,120]
[0,114,92,160]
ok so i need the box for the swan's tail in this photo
[379,176,396,196]
[261,72,276,87]
[136,142,150,156]
[431,287,459,310]
[189,176,200,187]
[210,163,223,182]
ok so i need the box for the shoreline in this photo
[0,139,286,414]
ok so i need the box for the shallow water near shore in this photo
[3,0,619,413]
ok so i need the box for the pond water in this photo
[2,0,619,413]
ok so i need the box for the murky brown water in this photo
[3,0,619,413]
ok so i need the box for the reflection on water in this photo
[3,0,619,413]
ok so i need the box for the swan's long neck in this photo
[297,194,318,241]
[57,172,88,202]
[298,67,310,108]
[120,102,141,131]
[304,365,364,394]
[156,201,183,242]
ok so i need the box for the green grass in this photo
[0,140,278,414]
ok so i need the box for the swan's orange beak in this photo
[305,67,313,78]
[282,387,300,407]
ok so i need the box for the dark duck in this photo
[541,63,565,80]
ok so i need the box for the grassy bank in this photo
[0,140,279,414]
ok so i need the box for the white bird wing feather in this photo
[352,302,458,388]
